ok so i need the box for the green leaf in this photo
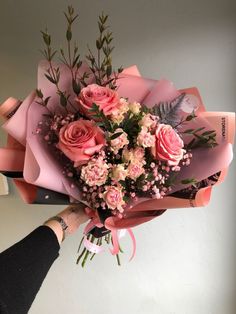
[41,31,51,46]
[181,178,197,185]
[36,89,43,98]
[35,101,43,106]
[110,132,123,140]
[119,180,126,187]
[72,55,80,68]
[44,96,51,106]
[89,103,100,112]
[184,129,194,134]
[165,172,179,187]
[201,130,216,136]
[118,66,123,73]
[72,79,81,95]
[60,93,67,107]
[45,74,56,85]
[186,111,197,121]
[96,39,102,50]
[106,65,112,77]
[146,172,155,181]
[194,127,205,133]
[50,50,57,60]
[186,138,196,149]
[95,122,104,128]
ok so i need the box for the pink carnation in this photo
[127,162,145,180]
[103,185,125,212]
[137,126,155,148]
[139,113,158,129]
[110,128,129,153]
[111,164,127,181]
[122,147,145,163]
[122,147,133,162]
[151,124,185,166]
[80,158,109,186]
[110,98,129,124]
[129,101,141,114]
[132,147,145,161]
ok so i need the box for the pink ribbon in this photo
[109,228,136,261]
[83,208,137,261]
[84,237,105,254]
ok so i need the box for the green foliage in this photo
[35,89,51,109]
[184,127,218,149]
[72,78,81,95]
[165,172,179,187]
[59,92,68,107]
[39,6,123,113]
[186,111,197,121]
[110,132,123,140]
[89,103,113,131]
[86,12,121,89]
[120,110,144,146]
[136,174,146,188]
[181,178,198,185]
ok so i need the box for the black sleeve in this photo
[0,226,60,314]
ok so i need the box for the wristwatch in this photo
[44,216,68,241]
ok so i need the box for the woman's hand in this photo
[44,203,89,244]
[57,204,89,234]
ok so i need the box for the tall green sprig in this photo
[60,5,86,95]
[40,6,84,111]
[40,29,71,110]
[86,12,123,89]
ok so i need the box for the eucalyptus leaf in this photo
[44,74,57,84]
[44,96,51,106]
[36,89,43,98]
[60,93,67,107]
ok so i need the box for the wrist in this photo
[44,216,68,244]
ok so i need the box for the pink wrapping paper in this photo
[0,62,235,230]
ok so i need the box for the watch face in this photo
[51,216,68,231]
[59,217,68,230]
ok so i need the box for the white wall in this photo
[0,1,235,313]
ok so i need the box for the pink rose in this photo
[151,124,185,166]
[103,185,125,212]
[57,119,105,166]
[76,84,120,118]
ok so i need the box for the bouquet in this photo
[0,6,235,266]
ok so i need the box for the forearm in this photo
[0,226,60,314]
[0,204,88,314]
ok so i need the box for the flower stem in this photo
[82,249,90,267]
[76,247,86,264]
[116,254,121,266]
